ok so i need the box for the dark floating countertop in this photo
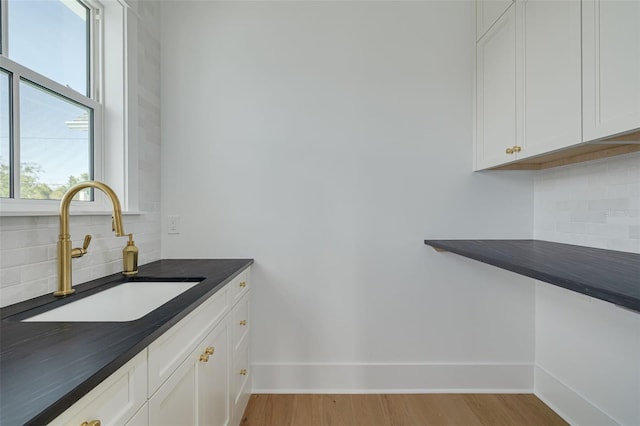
[0,258,253,426]
[424,239,640,313]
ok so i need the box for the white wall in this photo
[160,0,536,392]
[0,1,162,307]
[533,153,640,425]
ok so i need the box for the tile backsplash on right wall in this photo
[534,151,640,254]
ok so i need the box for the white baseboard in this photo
[252,362,534,393]
[534,366,619,426]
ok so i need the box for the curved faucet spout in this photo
[59,181,125,237]
[56,181,126,296]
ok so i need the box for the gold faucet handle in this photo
[71,234,92,258]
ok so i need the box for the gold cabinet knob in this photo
[505,147,514,154]
[205,346,214,355]
[200,354,210,362]
[239,281,247,288]
[239,320,247,326]
[513,145,522,153]
[239,369,247,376]
[81,421,101,426]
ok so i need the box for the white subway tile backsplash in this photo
[534,152,640,253]
[556,222,587,234]
[570,210,607,223]
[1,279,51,305]
[0,267,21,288]
[1,246,50,269]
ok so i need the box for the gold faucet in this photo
[55,181,126,296]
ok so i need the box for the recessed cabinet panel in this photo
[232,295,250,352]
[232,341,250,408]
[148,359,198,426]
[518,0,581,158]
[232,269,250,304]
[198,323,230,426]
[477,0,515,41]
[230,339,251,426]
[583,0,640,141]
[476,3,517,170]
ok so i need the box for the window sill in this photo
[0,210,146,217]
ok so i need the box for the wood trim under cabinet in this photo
[489,132,640,170]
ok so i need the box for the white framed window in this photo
[0,0,136,214]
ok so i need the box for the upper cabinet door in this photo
[517,0,582,158]
[477,0,515,41]
[476,3,517,170]
[583,0,640,142]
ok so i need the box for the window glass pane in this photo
[0,70,10,198]
[8,0,89,96]
[19,79,92,200]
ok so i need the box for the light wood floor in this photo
[240,394,568,426]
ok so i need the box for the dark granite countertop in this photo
[424,239,639,313]
[0,258,253,426]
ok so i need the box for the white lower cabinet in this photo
[50,267,252,426]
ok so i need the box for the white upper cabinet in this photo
[582,0,640,142]
[516,0,582,159]
[475,3,518,169]
[475,0,640,170]
[476,0,515,41]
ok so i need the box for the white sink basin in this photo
[22,281,200,322]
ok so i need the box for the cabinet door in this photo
[475,3,517,170]
[149,355,198,426]
[198,322,230,426]
[517,0,581,158]
[477,0,514,41]
[149,322,230,426]
[583,0,640,141]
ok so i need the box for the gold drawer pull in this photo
[81,421,101,426]
[239,320,247,326]
[239,281,247,288]
[506,145,522,155]
[240,369,247,376]
[200,346,215,362]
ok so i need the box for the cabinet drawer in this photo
[49,350,147,426]
[230,340,251,426]
[148,287,229,396]
[231,292,250,352]
[231,269,250,305]
[231,341,250,407]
